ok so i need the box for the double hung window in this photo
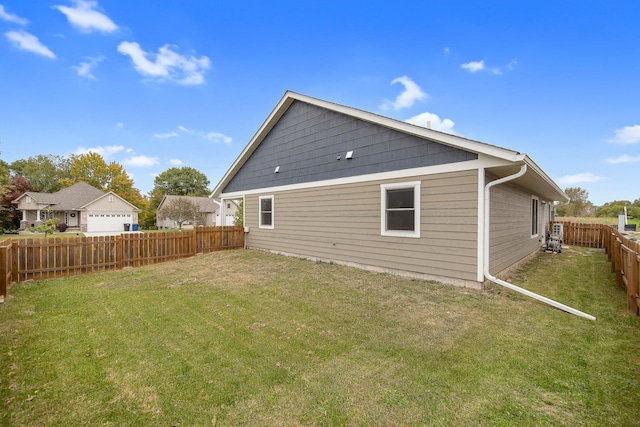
[259,195,274,229]
[381,182,420,238]
[531,196,539,237]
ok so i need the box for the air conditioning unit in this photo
[546,223,563,254]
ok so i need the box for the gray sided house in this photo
[156,195,239,229]
[212,91,568,288]
[13,181,140,233]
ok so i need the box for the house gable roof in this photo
[222,100,479,194]
[13,182,140,211]
[80,191,141,212]
[53,182,107,210]
[14,191,58,205]
[212,91,567,202]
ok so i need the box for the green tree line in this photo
[555,186,640,218]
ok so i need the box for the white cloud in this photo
[115,122,124,128]
[405,112,456,134]
[154,131,179,139]
[379,75,427,111]
[117,41,211,86]
[178,125,193,134]
[0,5,28,25]
[169,158,184,166]
[206,132,232,144]
[75,145,124,157]
[606,154,640,164]
[461,60,484,72]
[5,30,55,58]
[443,46,450,55]
[556,172,605,185]
[53,0,118,33]
[608,125,640,144]
[71,56,103,79]
[123,155,159,167]
[462,59,517,75]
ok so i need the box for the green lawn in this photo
[1,247,639,426]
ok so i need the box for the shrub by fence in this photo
[0,226,244,301]
[551,222,639,315]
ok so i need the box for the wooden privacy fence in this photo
[551,221,607,248]
[603,226,640,316]
[0,226,244,300]
[552,222,640,315]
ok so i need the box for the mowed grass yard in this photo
[1,247,639,426]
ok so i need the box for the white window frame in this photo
[259,195,274,229]
[380,181,421,238]
[531,195,539,238]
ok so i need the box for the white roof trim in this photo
[220,158,485,198]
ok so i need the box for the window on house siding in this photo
[381,182,420,238]
[531,196,539,237]
[259,195,274,229]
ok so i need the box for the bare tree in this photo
[158,198,202,230]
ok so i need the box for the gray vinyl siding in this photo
[224,101,477,193]
[489,180,543,275]
[245,169,479,282]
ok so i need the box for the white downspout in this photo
[484,164,596,321]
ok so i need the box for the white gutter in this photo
[484,164,596,321]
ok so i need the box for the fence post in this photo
[610,233,616,272]
[636,254,640,315]
[192,228,198,255]
[627,250,639,315]
[614,238,624,288]
[116,235,123,270]
[0,243,7,300]
[11,240,19,284]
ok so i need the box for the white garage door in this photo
[87,213,133,232]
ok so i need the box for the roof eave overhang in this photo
[484,155,568,202]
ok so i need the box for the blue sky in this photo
[0,0,638,205]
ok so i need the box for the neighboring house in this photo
[13,181,141,233]
[156,195,239,229]
[211,91,568,289]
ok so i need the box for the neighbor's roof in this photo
[158,195,219,213]
[14,181,141,211]
[211,91,568,202]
